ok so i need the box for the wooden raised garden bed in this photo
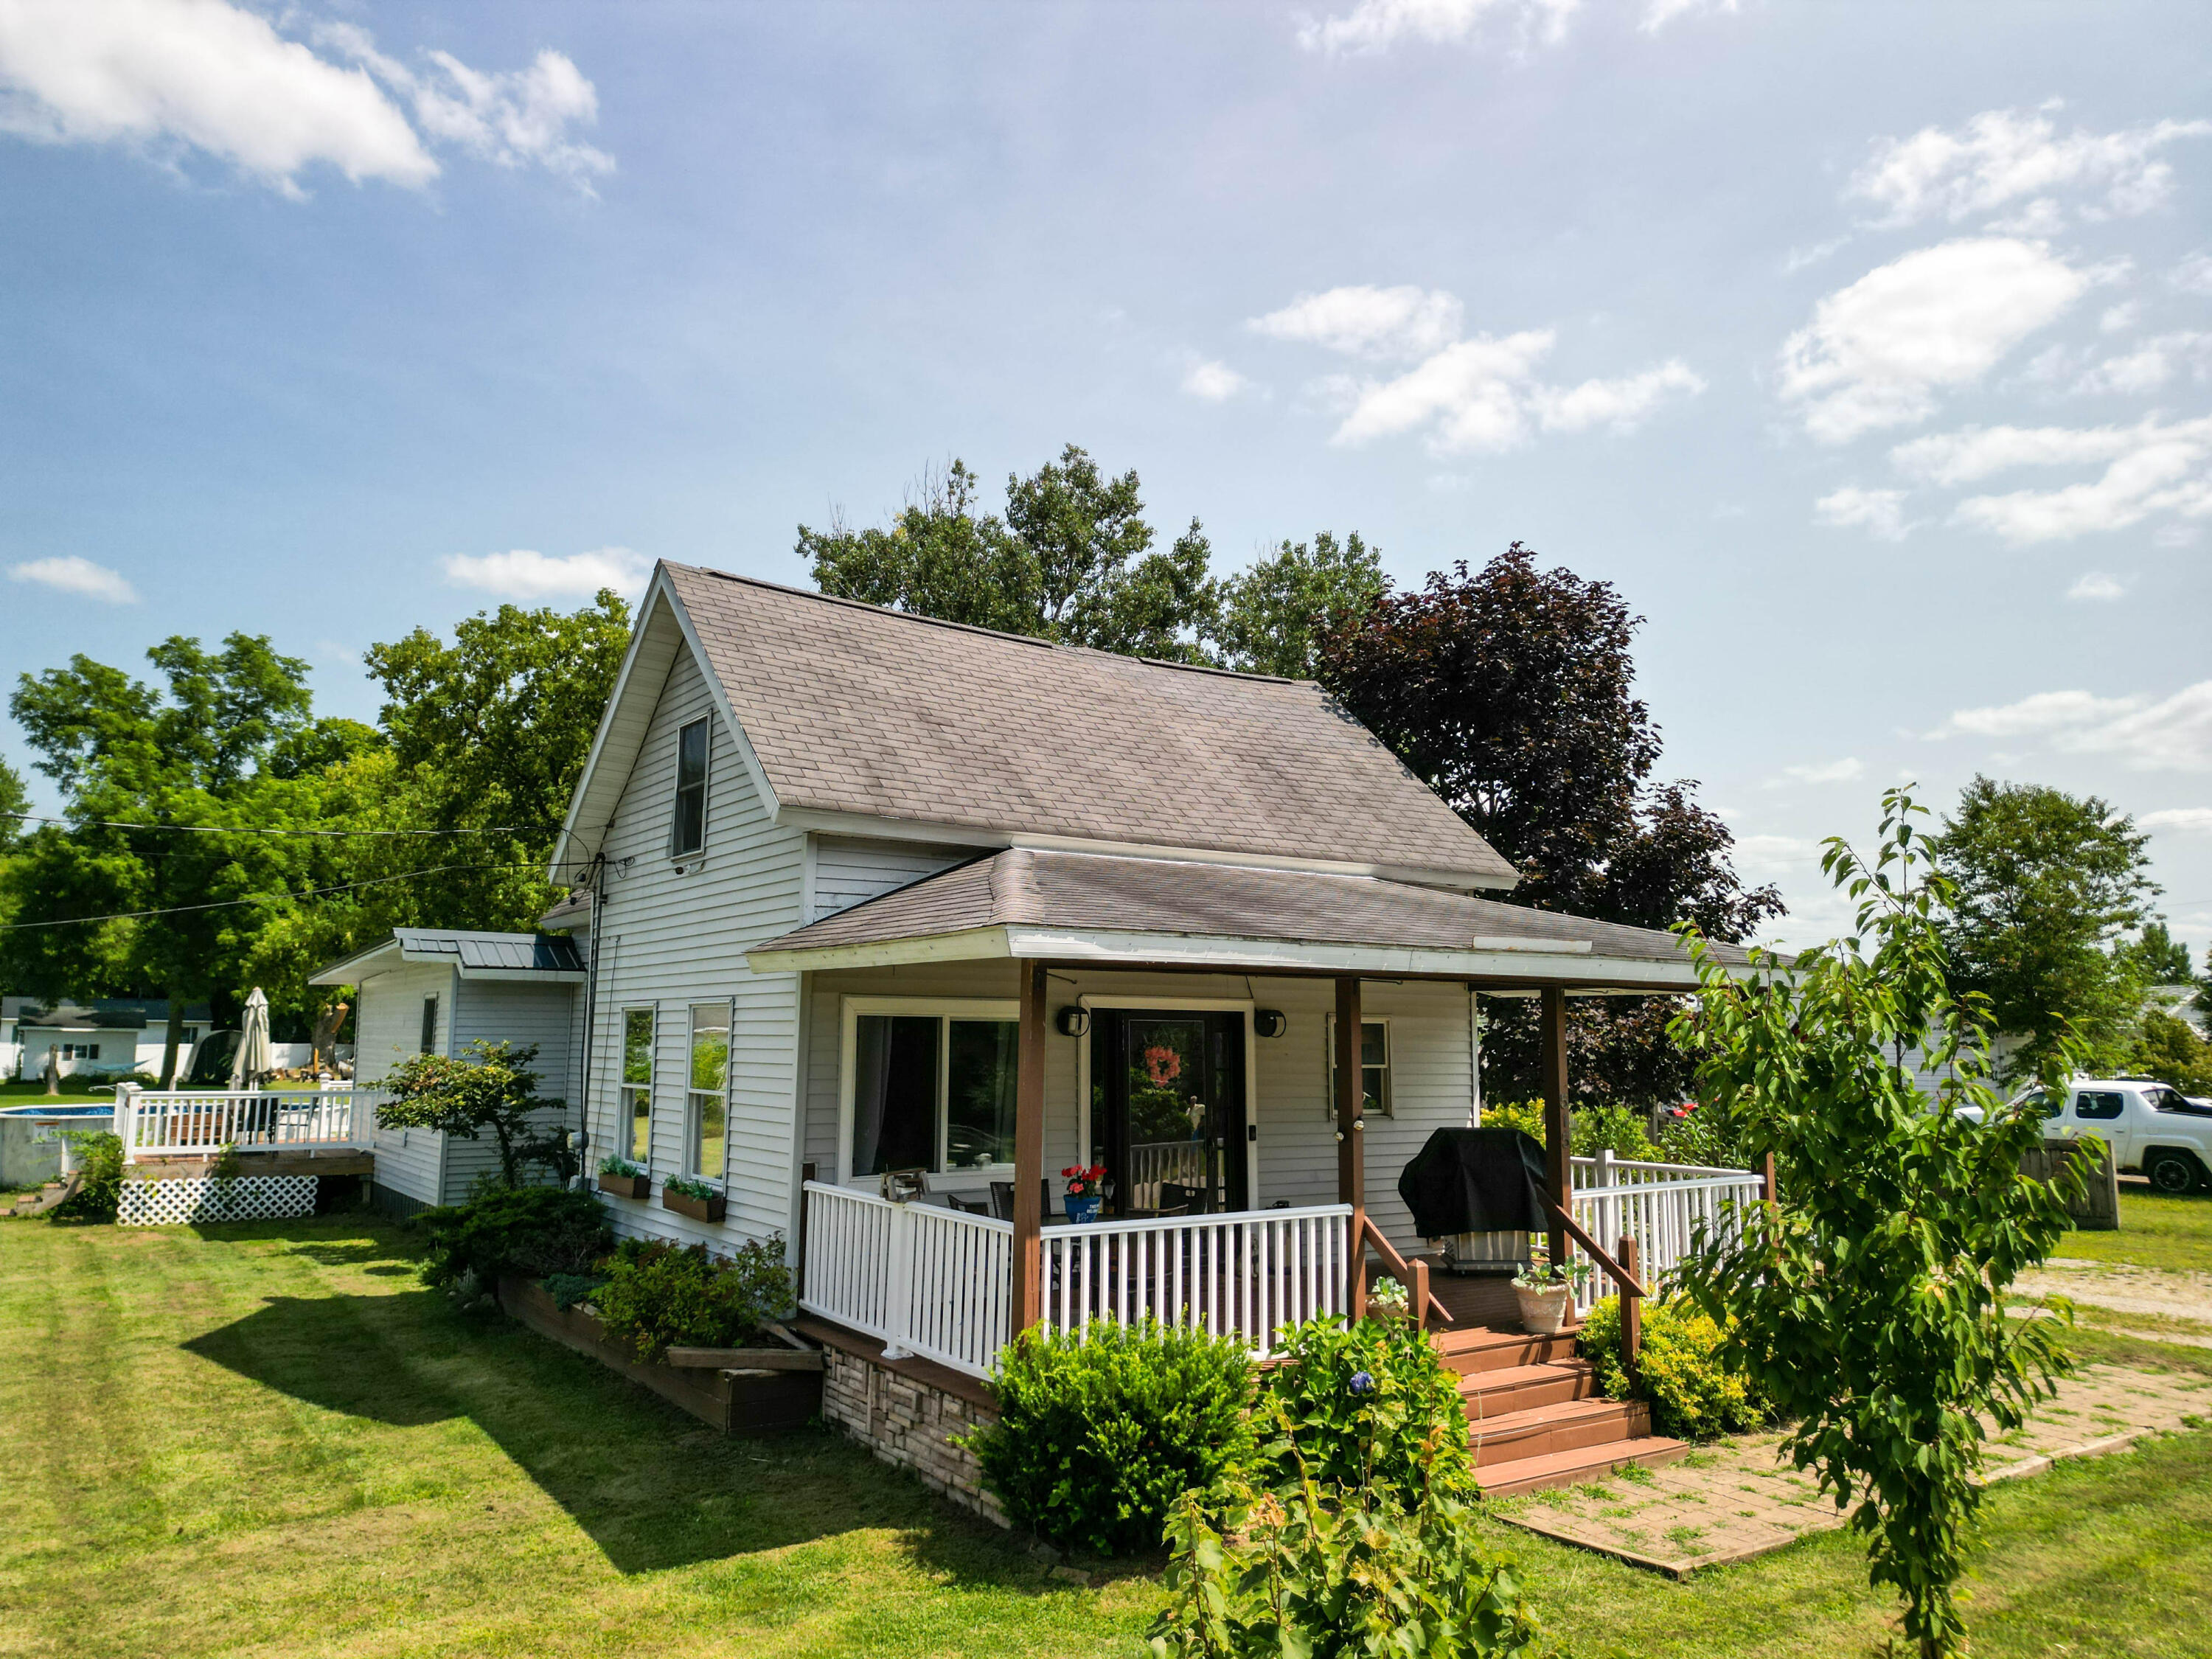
[598,1170,650,1200]
[497,1275,819,1436]
[660,1186,726,1223]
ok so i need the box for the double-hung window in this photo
[622,1009,655,1164]
[419,995,439,1054]
[671,717,709,856]
[844,999,1019,1178]
[687,1002,730,1183]
[1325,1018,1391,1118]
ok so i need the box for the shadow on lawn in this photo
[181,1273,1046,1589]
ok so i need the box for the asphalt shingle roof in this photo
[749,849,1754,969]
[662,563,1518,886]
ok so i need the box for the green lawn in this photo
[2053,1188,2212,1274]
[0,1081,119,1107]
[2,1214,2210,1659]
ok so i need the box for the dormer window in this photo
[671,717,709,855]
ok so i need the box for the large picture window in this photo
[844,999,1019,1178]
[687,1001,730,1182]
[671,717,709,856]
[622,1008,655,1164]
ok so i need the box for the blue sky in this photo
[3,0,2210,952]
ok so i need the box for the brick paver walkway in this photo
[1486,1363,2211,1575]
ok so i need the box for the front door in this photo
[1088,1010,1248,1217]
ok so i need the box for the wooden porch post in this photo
[1335,975,1366,1311]
[1540,986,1571,1272]
[1012,958,1048,1332]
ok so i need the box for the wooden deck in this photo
[124,1149,375,1180]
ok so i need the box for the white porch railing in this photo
[799,1183,1356,1379]
[1040,1205,1354,1356]
[1124,1138,1209,1210]
[115,1085,378,1161]
[1566,1152,1764,1313]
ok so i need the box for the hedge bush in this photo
[1579,1293,1771,1441]
[592,1234,792,1362]
[969,1320,1254,1557]
[1261,1310,1472,1498]
[416,1186,610,1289]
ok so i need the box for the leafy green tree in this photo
[800,446,1218,661]
[0,754,28,852]
[375,1040,570,1189]
[1212,531,1387,679]
[2129,1008,2212,1094]
[1323,545,1781,1107]
[1673,789,2081,1659]
[1,635,315,1082]
[2121,918,2194,984]
[1935,776,2157,1081]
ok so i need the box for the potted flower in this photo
[1060,1164,1107,1225]
[1512,1240,1589,1335]
[660,1174,726,1223]
[597,1155,650,1201]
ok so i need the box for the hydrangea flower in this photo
[1349,1370,1375,1396]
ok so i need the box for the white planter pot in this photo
[1514,1282,1573,1336]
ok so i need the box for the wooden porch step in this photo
[1465,1396,1652,1466]
[1430,1325,1578,1375]
[1458,1359,1600,1419]
[1472,1434,1690,1498]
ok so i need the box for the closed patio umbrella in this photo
[230,988,273,1091]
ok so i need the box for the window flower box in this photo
[597,1161,650,1201]
[661,1178,726,1223]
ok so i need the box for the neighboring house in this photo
[310,926,587,1214]
[2145,981,2209,1040]
[1,997,211,1083]
[540,561,1757,1509]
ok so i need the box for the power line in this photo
[3,812,549,839]
[0,861,568,932]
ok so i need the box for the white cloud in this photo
[0,1,609,196]
[2071,331,2212,397]
[1945,416,2212,544]
[1889,417,2166,487]
[1766,758,1865,787]
[442,546,649,600]
[1813,484,1908,540]
[2143,807,2212,834]
[1778,238,2096,442]
[1640,0,1737,32]
[2101,302,2140,333]
[1847,106,2211,229]
[1181,359,1250,402]
[2175,252,2212,296]
[1257,284,1702,454]
[320,27,611,190]
[1781,234,1853,275]
[1295,0,1580,55]
[1932,681,2212,771]
[1250,285,1464,361]
[6,554,137,604]
[0,0,436,193]
[2066,571,2129,602]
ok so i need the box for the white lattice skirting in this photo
[119,1176,319,1226]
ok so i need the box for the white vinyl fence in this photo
[114,1085,378,1161]
[799,1182,1356,1380]
[1566,1152,1764,1313]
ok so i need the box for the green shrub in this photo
[592,1234,792,1362]
[417,1186,611,1288]
[968,1319,1254,1557]
[1579,1293,1771,1441]
[1150,1470,1547,1659]
[542,1272,607,1311]
[1654,1099,1752,1169]
[1261,1311,1472,1497]
[50,1132,123,1223]
[1483,1098,1659,1160]
[1484,1100,1547,1143]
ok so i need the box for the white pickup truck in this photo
[1978,1077,2212,1194]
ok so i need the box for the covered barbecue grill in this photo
[1397,1127,1551,1276]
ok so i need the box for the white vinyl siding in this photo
[810,836,975,922]
[353,962,453,1207]
[441,979,580,1202]
[585,639,807,1248]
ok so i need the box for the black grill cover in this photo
[1397,1128,1551,1238]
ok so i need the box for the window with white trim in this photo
[1325,1017,1391,1118]
[845,999,1019,1178]
[671,717,709,856]
[622,1007,655,1164]
[687,1001,730,1182]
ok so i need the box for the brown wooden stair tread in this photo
[1472,1436,1690,1498]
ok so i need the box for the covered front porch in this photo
[752,849,1766,1387]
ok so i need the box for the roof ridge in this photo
[664,560,1313,688]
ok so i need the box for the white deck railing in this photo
[1040,1204,1354,1357]
[115,1085,378,1161]
[1124,1138,1209,1211]
[1567,1152,1764,1313]
[799,1183,1357,1379]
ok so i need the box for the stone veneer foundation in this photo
[816,1338,1006,1526]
